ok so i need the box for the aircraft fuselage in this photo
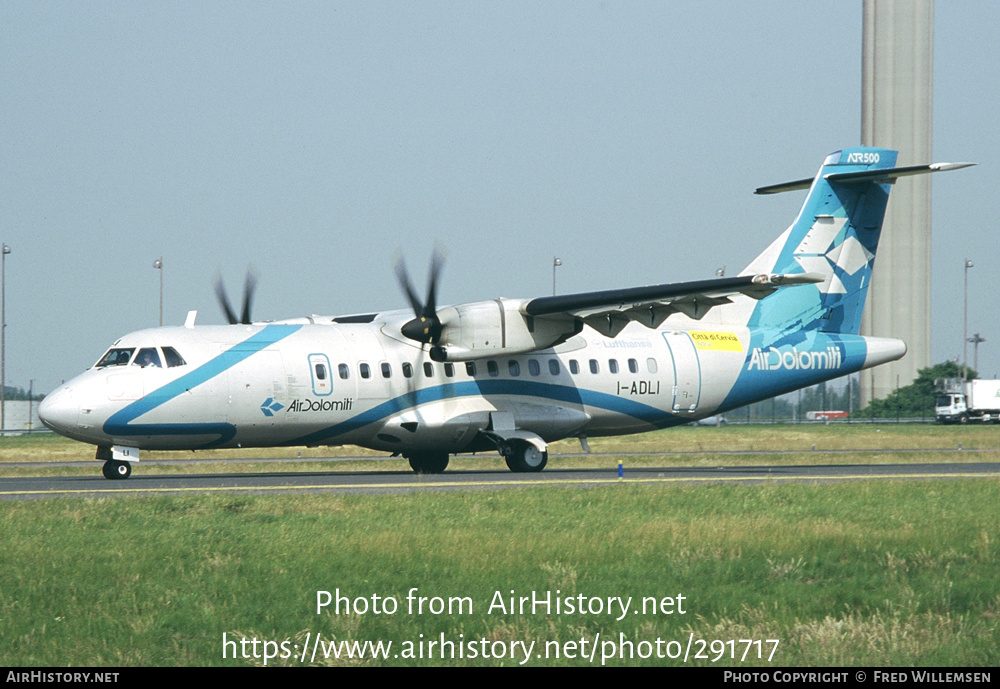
[39,310,900,457]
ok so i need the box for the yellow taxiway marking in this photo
[3,471,998,498]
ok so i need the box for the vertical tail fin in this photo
[741,148,972,335]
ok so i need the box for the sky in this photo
[2,1,998,395]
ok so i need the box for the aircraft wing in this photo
[522,272,823,337]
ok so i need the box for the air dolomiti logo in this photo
[260,398,284,417]
[286,398,355,413]
[747,345,842,372]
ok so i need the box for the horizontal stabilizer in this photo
[823,162,977,186]
[753,177,813,195]
[755,162,976,195]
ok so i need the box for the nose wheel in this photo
[102,460,132,480]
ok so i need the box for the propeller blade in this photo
[240,272,257,325]
[424,247,445,318]
[214,277,239,325]
[395,248,446,345]
[394,258,425,316]
[215,271,258,325]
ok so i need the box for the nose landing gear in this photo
[97,446,136,480]
[101,460,132,480]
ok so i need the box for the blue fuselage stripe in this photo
[290,379,678,446]
[103,325,302,445]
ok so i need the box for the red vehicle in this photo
[805,410,848,421]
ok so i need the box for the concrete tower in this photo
[860,0,934,404]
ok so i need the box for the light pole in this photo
[968,333,985,375]
[964,259,973,381]
[552,257,562,296]
[153,257,163,326]
[1,243,9,435]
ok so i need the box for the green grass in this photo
[1,479,998,666]
[3,423,999,479]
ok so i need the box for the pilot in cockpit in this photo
[135,348,162,368]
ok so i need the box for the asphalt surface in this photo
[2,458,999,500]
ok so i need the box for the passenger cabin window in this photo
[135,348,162,368]
[647,358,658,373]
[508,360,520,376]
[339,364,350,379]
[444,363,455,378]
[315,363,328,380]
[423,362,434,377]
[465,362,477,376]
[608,359,619,374]
[549,359,560,375]
[569,359,579,375]
[402,362,413,378]
[628,358,639,374]
[360,363,371,379]
[487,361,499,377]
[589,359,599,374]
[381,362,392,378]
[96,348,135,368]
[528,360,540,376]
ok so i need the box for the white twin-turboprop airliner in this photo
[39,148,973,479]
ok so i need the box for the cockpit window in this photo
[162,347,186,367]
[134,348,162,368]
[95,348,135,368]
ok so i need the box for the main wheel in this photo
[505,440,548,473]
[102,460,132,480]
[407,452,449,474]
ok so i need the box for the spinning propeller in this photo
[214,272,258,325]
[395,248,447,356]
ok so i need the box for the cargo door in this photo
[663,331,702,413]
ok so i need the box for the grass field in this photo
[2,423,999,478]
[1,426,998,667]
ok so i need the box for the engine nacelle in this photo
[431,298,580,362]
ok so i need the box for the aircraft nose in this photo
[38,386,79,435]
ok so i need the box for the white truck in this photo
[934,378,1000,424]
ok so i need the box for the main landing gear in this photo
[502,439,548,473]
[403,431,550,474]
[406,452,450,474]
